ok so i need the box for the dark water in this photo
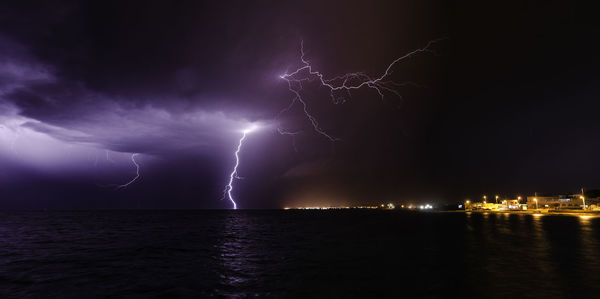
[1,211,599,298]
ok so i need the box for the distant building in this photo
[499,199,522,210]
[466,202,500,210]
[526,195,600,210]
[466,198,526,211]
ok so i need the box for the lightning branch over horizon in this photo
[116,153,140,189]
[278,38,444,141]
[220,40,443,207]
[222,125,257,209]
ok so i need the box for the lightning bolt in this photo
[222,125,258,209]
[116,153,140,189]
[278,38,444,140]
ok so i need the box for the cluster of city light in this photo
[284,205,385,210]
[464,188,598,215]
[402,204,433,210]
[283,203,440,211]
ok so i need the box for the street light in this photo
[483,195,487,204]
[534,198,538,210]
[580,188,586,210]
[517,196,522,202]
[495,195,499,204]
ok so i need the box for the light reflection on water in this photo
[0,211,599,297]
[217,213,255,292]
[213,211,600,297]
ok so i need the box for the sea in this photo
[1,210,599,298]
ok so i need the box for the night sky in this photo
[1,1,599,209]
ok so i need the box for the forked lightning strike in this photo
[222,39,443,208]
[222,125,258,209]
[279,39,444,140]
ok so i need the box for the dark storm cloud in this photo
[0,1,327,165]
[6,0,598,209]
[0,0,450,208]
[0,35,264,156]
[0,1,299,103]
[0,1,439,158]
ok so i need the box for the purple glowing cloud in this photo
[0,35,272,187]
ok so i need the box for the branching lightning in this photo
[278,38,444,140]
[116,153,140,189]
[219,39,443,208]
[222,125,258,209]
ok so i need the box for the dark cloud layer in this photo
[1,1,600,208]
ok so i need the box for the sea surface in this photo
[1,210,599,298]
